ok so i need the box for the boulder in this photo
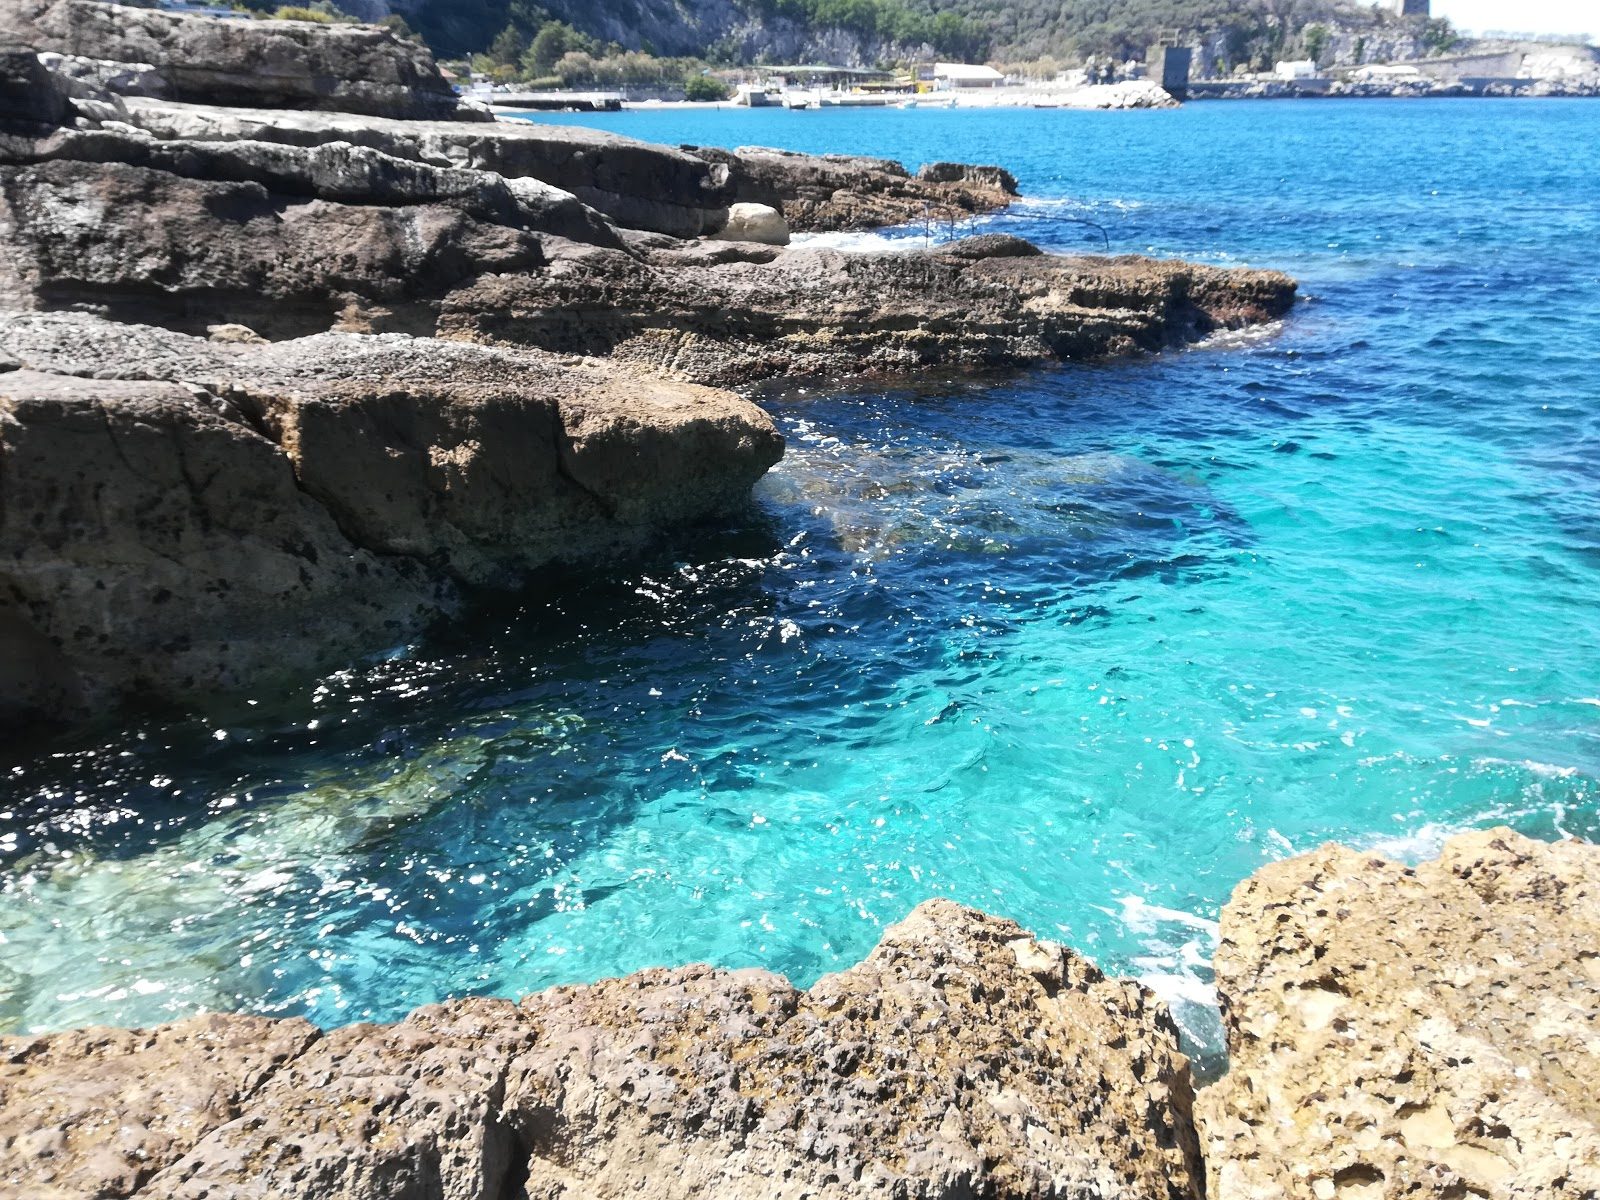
[0,900,1205,1200]
[3,0,474,120]
[117,98,739,238]
[1198,828,1600,1199]
[0,318,783,724]
[708,200,790,245]
[942,232,1044,260]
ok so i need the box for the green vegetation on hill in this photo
[925,0,1413,68]
[316,0,1442,74]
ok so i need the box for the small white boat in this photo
[782,89,817,109]
[898,94,958,109]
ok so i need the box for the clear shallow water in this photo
[4,101,1599,1061]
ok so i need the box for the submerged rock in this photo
[1198,828,1600,1199]
[0,901,1204,1200]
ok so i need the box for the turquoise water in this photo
[3,101,1598,1061]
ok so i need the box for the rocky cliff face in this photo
[3,0,473,119]
[1198,827,1600,1199]
[0,317,782,721]
[0,901,1205,1200]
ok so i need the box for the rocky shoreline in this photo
[0,10,1293,727]
[1,9,1594,1200]
[5,827,1595,1199]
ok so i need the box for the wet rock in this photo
[1198,828,1600,1200]
[0,46,70,134]
[943,232,1044,260]
[0,901,1204,1200]
[708,200,790,245]
[5,0,473,120]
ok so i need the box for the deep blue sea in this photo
[3,100,1598,1061]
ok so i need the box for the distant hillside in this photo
[316,0,1448,71]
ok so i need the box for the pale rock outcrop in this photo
[0,900,1204,1200]
[708,200,790,245]
[1198,828,1600,1200]
[2,0,474,120]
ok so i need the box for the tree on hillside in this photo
[488,23,529,65]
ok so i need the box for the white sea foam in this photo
[791,228,954,254]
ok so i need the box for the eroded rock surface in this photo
[0,900,1204,1200]
[0,316,782,721]
[1198,828,1600,1199]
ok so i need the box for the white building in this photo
[933,62,1005,88]
[1274,59,1318,80]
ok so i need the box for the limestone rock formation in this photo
[3,0,473,120]
[111,99,1015,239]
[1198,828,1600,1200]
[0,317,782,722]
[0,900,1204,1200]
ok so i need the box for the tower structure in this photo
[1386,0,1429,16]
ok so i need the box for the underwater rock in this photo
[0,900,1204,1199]
[1198,827,1600,1200]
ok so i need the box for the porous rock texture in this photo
[1198,827,1600,1200]
[2,0,473,120]
[0,900,1205,1200]
[0,315,782,721]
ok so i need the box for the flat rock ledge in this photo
[1198,827,1600,1199]
[0,900,1205,1200]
